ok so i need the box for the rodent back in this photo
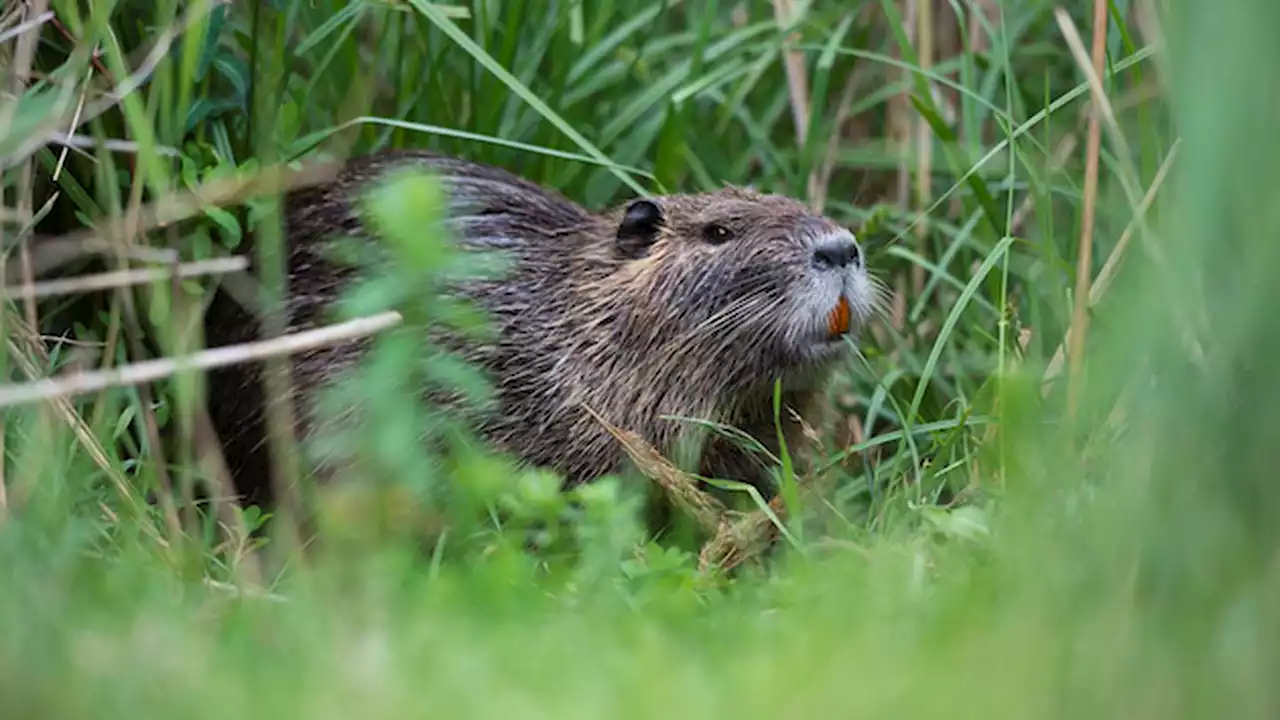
[283,150,594,263]
[202,151,605,506]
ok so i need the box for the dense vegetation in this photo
[2,0,1277,716]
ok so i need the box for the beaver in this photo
[202,149,878,514]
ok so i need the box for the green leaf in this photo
[405,0,649,197]
[203,206,243,250]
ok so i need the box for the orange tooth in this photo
[828,296,851,337]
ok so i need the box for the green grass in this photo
[2,0,1279,717]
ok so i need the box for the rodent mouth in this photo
[826,296,853,339]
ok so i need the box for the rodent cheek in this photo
[636,259,723,333]
[847,271,878,325]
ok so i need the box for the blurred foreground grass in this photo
[1,0,1278,717]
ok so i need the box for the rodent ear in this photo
[616,199,664,258]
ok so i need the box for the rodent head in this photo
[600,186,879,392]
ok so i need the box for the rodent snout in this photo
[810,234,861,270]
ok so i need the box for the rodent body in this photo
[203,150,877,511]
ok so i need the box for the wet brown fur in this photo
[203,149,872,511]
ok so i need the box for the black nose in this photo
[812,237,860,269]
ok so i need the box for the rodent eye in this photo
[702,223,733,245]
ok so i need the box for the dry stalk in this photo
[202,577,288,604]
[1056,9,1205,371]
[1,0,52,522]
[0,0,48,142]
[967,0,998,55]
[582,403,831,574]
[1041,141,1181,392]
[0,310,402,409]
[913,0,933,298]
[0,256,248,300]
[771,0,812,149]
[580,404,726,534]
[109,140,184,545]
[4,159,339,283]
[192,406,265,588]
[894,0,916,215]
[0,9,52,46]
[1061,0,1109,421]
[4,318,166,547]
[43,134,181,157]
[888,0,915,342]
[1056,12,1168,273]
[699,462,836,573]
[51,58,94,189]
